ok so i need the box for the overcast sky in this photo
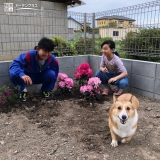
[68,0,154,13]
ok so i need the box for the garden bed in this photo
[0,87,160,160]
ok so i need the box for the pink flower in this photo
[95,88,101,94]
[86,85,93,92]
[74,68,82,79]
[80,85,93,93]
[87,68,92,78]
[64,78,74,89]
[80,85,88,93]
[74,62,93,80]
[88,77,101,89]
[2,97,6,104]
[80,77,101,98]
[90,91,94,96]
[56,73,74,92]
[58,73,68,81]
[58,81,65,88]
[5,90,12,95]
[79,62,90,70]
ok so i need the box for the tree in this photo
[108,21,117,28]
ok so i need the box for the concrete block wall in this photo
[0,55,160,99]
[0,55,89,92]
[89,55,160,99]
[0,0,68,60]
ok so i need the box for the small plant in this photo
[80,77,101,100]
[0,85,18,105]
[56,73,74,95]
[74,62,92,87]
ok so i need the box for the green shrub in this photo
[75,37,93,54]
[120,27,160,58]
[50,36,77,57]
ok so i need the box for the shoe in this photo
[42,91,50,98]
[113,89,123,96]
[19,91,27,102]
[102,88,112,96]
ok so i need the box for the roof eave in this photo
[39,0,83,6]
[96,18,135,21]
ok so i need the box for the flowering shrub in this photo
[0,85,18,105]
[80,77,101,100]
[57,73,74,95]
[74,62,92,86]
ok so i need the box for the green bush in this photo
[50,35,114,56]
[50,36,77,57]
[120,27,160,58]
[75,37,93,54]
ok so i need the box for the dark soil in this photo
[0,87,160,160]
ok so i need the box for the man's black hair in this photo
[34,46,38,50]
[38,37,54,52]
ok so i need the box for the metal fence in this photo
[0,0,160,61]
[94,0,160,58]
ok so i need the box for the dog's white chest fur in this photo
[112,111,138,138]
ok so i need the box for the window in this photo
[118,20,124,24]
[129,21,132,24]
[113,31,119,36]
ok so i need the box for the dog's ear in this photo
[113,95,117,104]
[130,95,139,110]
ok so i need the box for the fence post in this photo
[84,13,87,54]
[41,7,44,37]
[92,13,95,55]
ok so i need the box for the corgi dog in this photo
[108,93,139,147]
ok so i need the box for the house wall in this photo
[0,0,68,60]
[68,19,82,31]
[97,19,135,28]
[99,27,138,40]
[0,55,160,100]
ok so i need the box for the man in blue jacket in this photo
[9,37,59,101]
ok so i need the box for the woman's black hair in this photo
[101,40,119,57]
[38,37,55,52]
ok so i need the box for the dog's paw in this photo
[121,138,126,143]
[111,140,118,147]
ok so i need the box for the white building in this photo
[99,27,139,40]
[68,16,83,31]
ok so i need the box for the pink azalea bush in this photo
[80,77,101,100]
[0,85,18,105]
[74,62,92,86]
[57,73,74,95]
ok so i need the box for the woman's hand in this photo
[108,77,118,84]
[101,67,108,73]
[21,75,32,85]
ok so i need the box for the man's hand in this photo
[21,75,32,85]
[108,77,117,84]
